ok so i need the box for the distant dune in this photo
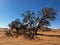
[0,28,9,31]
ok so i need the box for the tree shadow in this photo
[5,30,23,38]
[36,33,60,38]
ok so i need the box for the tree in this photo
[8,19,21,37]
[8,8,57,39]
[34,8,56,34]
[22,10,36,33]
[22,8,56,35]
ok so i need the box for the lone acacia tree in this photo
[8,8,56,39]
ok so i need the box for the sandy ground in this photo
[0,30,60,45]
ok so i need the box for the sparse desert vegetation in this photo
[5,8,56,39]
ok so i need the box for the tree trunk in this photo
[34,23,41,35]
[35,30,38,35]
[34,26,39,35]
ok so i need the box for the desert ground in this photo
[0,28,60,45]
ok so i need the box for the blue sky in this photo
[0,0,60,29]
